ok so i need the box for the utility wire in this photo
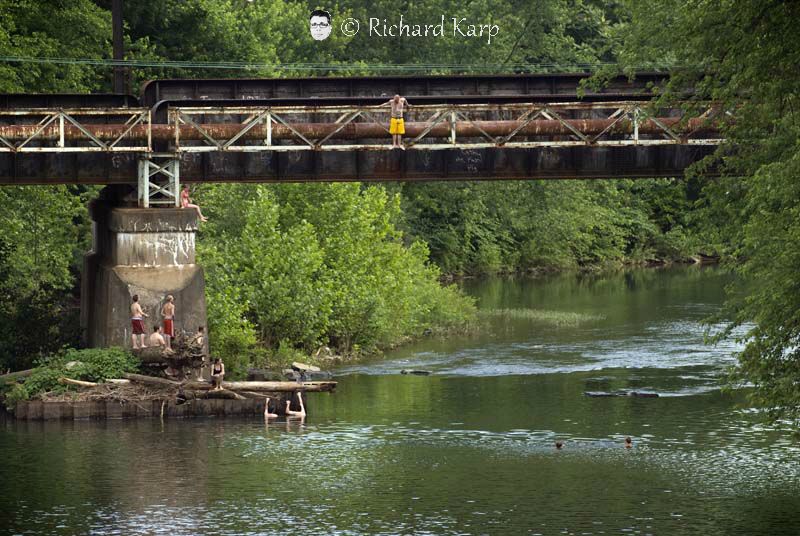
[0,55,673,73]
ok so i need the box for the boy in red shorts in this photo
[130,294,149,349]
[160,295,175,349]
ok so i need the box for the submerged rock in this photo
[584,391,659,398]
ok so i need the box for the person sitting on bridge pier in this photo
[285,391,306,418]
[379,95,411,149]
[130,294,149,349]
[180,185,208,222]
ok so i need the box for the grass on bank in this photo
[479,308,606,327]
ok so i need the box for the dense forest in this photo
[0,1,798,421]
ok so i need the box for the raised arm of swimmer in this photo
[285,391,306,417]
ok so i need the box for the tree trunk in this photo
[123,373,180,387]
[0,368,35,381]
[183,380,336,392]
[58,377,98,388]
[191,388,246,400]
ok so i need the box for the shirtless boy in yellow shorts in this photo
[381,94,411,149]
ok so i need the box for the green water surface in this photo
[2,266,799,535]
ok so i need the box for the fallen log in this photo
[237,390,272,399]
[193,388,246,400]
[123,373,180,387]
[58,377,98,388]
[105,379,131,385]
[133,346,178,363]
[183,380,336,392]
[0,368,35,381]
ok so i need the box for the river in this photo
[2,266,799,535]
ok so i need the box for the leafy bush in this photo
[62,348,140,383]
[19,366,65,400]
[4,383,31,409]
[198,183,478,364]
[2,347,139,409]
[270,340,313,370]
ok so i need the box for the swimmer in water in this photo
[555,441,564,450]
[264,397,278,419]
[625,436,632,448]
[286,391,306,418]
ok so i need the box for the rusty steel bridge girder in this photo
[0,99,721,185]
[0,102,722,151]
[138,72,671,106]
[0,145,717,185]
[0,117,718,143]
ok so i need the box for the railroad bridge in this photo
[0,73,722,347]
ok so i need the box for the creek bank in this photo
[439,255,722,282]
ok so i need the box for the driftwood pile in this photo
[44,372,336,408]
[134,332,205,380]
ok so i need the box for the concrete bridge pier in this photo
[81,187,207,350]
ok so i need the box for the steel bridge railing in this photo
[0,101,722,154]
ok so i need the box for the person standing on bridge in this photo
[180,185,208,222]
[380,95,411,149]
[160,295,175,350]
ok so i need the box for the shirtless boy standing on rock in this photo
[130,294,149,349]
[160,295,175,350]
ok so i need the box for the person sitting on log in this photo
[210,357,225,391]
[147,326,175,356]
[285,391,306,418]
[264,397,279,419]
[148,325,166,348]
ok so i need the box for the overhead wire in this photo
[0,55,674,73]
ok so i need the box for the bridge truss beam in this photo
[0,101,722,194]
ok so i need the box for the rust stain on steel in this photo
[0,118,718,142]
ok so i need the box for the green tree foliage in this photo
[120,0,351,81]
[613,0,800,421]
[397,179,701,274]
[0,187,93,370]
[0,0,112,92]
[197,183,476,371]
